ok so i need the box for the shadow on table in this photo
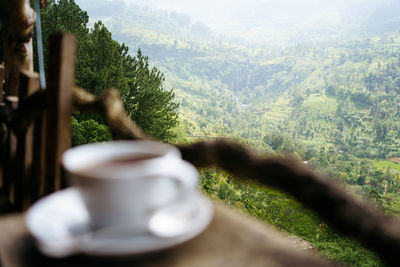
[0,202,334,267]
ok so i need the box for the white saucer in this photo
[26,188,213,258]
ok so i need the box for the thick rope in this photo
[178,141,400,266]
[72,87,148,140]
[69,87,400,265]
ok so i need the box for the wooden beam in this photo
[0,65,4,101]
[14,71,39,210]
[11,89,46,135]
[0,65,5,188]
[31,109,46,201]
[1,0,35,96]
[3,97,19,204]
[45,34,76,194]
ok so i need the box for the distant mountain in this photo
[212,0,400,44]
[76,0,128,17]
[76,0,400,45]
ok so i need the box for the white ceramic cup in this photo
[62,140,198,231]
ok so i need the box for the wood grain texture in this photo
[31,112,46,203]
[0,66,4,187]
[14,71,40,210]
[0,65,4,101]
[1,0,35,96]
[3,97,19,205]
[45,34,76,194]
[0,201,332,267]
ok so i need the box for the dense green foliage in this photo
[41,0,180,143]
[42,2,400,265]
[201,169,382,266]
[71,117,111,146]
[85,6,400,265]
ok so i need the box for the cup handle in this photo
[131,155,198,234]
[141,154,198,206]
[128,153,197,200]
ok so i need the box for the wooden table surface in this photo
[0,201,332,267]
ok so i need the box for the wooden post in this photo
[45,34,76,194]
[31,107,46,202]
[1,0,35,207]
[0,65,4,188]
[14,71,39,210]
[0,65,4,100]
[3,97,19,204]
[1,0,36,96]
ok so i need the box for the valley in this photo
[66,1,400,265]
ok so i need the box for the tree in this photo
[41,0,89,66]
[41,0,180,142]
[77,21,127,95]
[71,117,111,146]
[374,120,388,141]
[123,49,179,141]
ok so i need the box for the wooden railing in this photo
[0,1,75,209]
[3,1,400,266]
[0,34,75,210]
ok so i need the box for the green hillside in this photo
[89,6,400,158]
[51,1,400,265]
